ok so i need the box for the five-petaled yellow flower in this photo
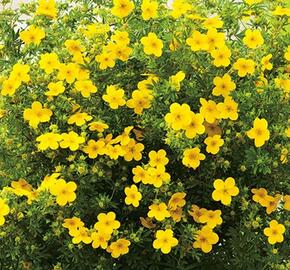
[19,25,45,46]
[107,238,131,258]
[23,101,53,129]
[263,220,285,245]
[153,229,178,254]
[165,103,192,131]
[247,118,270,147]
[233,58,255,77]
[141,32,163,57]
[243,29,264,49]
[204,135,224,154]
[148,202,170,221]
[182,147,206,170]
[102,85,126,109]
[50,179,77,206]
[212,177,239,205]
[193,226,219,253]
[111,0,134,18]
[124,184,142,207]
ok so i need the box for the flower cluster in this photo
[0,0,289,268]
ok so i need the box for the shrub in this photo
[0,0,289,269]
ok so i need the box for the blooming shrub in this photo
[0,0,290,269]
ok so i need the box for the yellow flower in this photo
[212,177,239,205]
[246,117,270,147]
[60,131,85,151]
[45,81,65,96]
[199,210,223,228]
[132,165,148,184]
[63,217,84,236]
[57,63,79,84]
[169,71,185,91]
[272,6,290,16]
[124,184,142,207]
[19,25,45,46]
[64,39,85,55]
[211,45,231,67]
[165,103,192,130]
[148,202,170,221]
[182,147,205,170]
[123,139,144,161]
[74,80,97,98]
[95,52,116,70]
[76,68,90,81]
[189,204,207,223]
[83,23,110,39]
[261,54,273,71]
[203,16,224,29]
[89,121,109,132]
[107,238,131,258]
[126,89,153,114]
[169,207,183,222]
[102,85,126,109]
[170,0,191,19]
[284,195,290,211]
[284,46,290,61]
[1,78,21,96]
[168,192,186,210]
[184,112,205,139]
[111,31,130,45]
[263,220,285,245]
[243,29,264,49]
[147,166,170,187]
[83,139,106,159]
[275,78,290,94]
[11,179,33,197]
[153,229,178,254]
[262,194,282,215]
[206,28,225,51]
[94,212,120,235]
[233,58,255,77]
[67,112,92,126]
[71,227,92,244]
[91,231,111,249]
[204,135,224,155]
[141,32,163,57]
[36,132,62,150]
[216,97,239,121]
[10,63,30,83]
[110,43,132,62]
[38,173,60,192]
[193,226,219,253]
[0,199,10,226]
[212,74,236,97]
[50,179,77,206]
[251,187,268,204]
[39,52,60,74]
[36,0,57,18]
[23,101,53,129]
[148,149,169,167]
[106,144,125,160]
[199,98,219,124]
[141,0,158,20]
[186,31,208,51]
[111,0,134,18]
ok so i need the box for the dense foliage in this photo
[0,0,289,269]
